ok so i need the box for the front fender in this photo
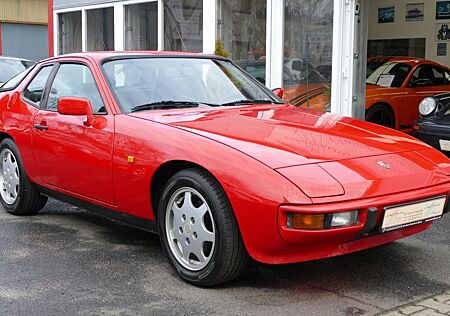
[112,114,311,262]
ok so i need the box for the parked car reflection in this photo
[235,59,330,111]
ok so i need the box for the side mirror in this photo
[58,97,94,126]
[272,88,284,99]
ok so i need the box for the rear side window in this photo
[22,66,53,106]
[46,63,106,114]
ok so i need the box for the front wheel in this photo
[158,168,248,286]
[0,138,47,215]
[365,104,395,129]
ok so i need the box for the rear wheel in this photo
[366,104,395,128]
[158,168,248,286]
[0,138,47,215]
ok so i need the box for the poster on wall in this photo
[437,43,447,56]
[405,3,424,21]
[378,6,395,23]
[436,1,450,20]
[436,23,450,40]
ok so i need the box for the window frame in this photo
[41,61,109,115]
[57,10,83,55]
[86,7,115,52]
[163,0,204,53]
[124,1,159,51]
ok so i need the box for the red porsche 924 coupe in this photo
[0,52,448,286]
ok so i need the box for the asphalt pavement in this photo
[0,199,449,316]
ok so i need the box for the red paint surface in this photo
[0,52,448,265]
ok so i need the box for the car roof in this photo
[40,51,222,64]
[367,56,447,67]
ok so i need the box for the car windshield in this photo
[102,57,282,112]
[366,61,411,88]
[0,59,35,83]
[366,61,385,78]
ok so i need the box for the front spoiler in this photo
[261,182,450,265]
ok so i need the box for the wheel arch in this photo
[0,131,15,143]
[150,160,217,218]
[367,101,394,113]
[366,102,397,129]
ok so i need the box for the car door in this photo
[403,64,450,128]
[31,62,116,205]
[3,64,55,180]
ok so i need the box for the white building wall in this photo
[368,0,450,65]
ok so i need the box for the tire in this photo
[365,104,395,129]
[158,168,248,286]
[0,138,47,215]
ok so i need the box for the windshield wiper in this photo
[220,99,280,107]
[131,99,282,112]
[130,101,218,112]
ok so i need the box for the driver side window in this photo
[46,63,107,114]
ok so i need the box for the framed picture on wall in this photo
[378,6,395,23]
[436,1,450,20]
[437,43,447,56]
[436,23,450,41]
[406,3,424,21]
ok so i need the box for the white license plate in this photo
[439,139,450,151]
[381,197,446,232]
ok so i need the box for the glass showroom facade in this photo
[52,0,363,117]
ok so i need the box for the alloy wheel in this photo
[165,187,216,271]
[0,149,20,205]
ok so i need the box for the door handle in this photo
[34,124,48,131]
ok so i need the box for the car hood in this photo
[130,104,430,169]
[131,104,449,200]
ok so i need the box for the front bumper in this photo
[416,120,450,153]
[269,182,449,264]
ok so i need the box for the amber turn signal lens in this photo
[288,213,325,230]
[413,124,420,131]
